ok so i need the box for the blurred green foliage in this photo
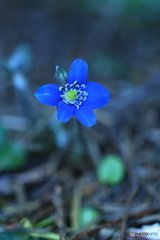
[85,0,160,18]
[97,154,126,185]
[0,230,38,240]
[35,216,56,228]
[0,124,7,145]
[91,54,127,78]
[79,207,100,227]
[0,142,26,171]
[0,124,26,171]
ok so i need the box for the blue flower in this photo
[34,59,110,127]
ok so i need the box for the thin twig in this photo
[52,184,67,240]
[70,207,159,240]
[120,181,139,240]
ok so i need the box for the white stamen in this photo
[59,86,64,92]
[59,81,88,109]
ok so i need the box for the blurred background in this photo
[0,1,160,240]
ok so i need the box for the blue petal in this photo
[57,101,74,123]
[85,82,110,109]
[35,84,60,106]
[68,59,88,85]
[73,105,96,127]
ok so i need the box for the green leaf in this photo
[21,218,33,229]
[35,216,56,228]
[0,142,27,171]
[30,232,59,240]
[79,207,100,227]
[97,154,125,185]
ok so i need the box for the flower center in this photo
[65,90,77,103]
[59,81,88,109]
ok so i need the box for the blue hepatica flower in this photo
[35,59,110,127]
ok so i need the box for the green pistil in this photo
[65,90,77,103]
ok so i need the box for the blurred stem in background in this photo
[1,43,37,125]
